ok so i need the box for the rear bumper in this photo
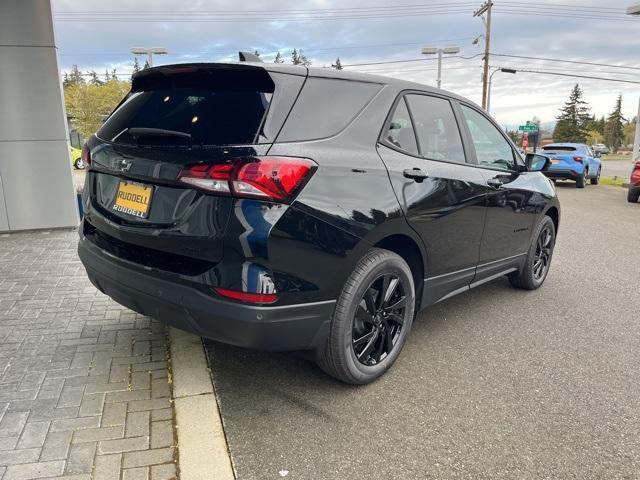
[78,236,334,351]
[543,169,581,181]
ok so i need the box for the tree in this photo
[552,84,591,143]
[273,51,284,64]
[623,120,636,148]
[88,70,103,85]
[291,48,311,66]
[64,79,130,138]
[143,60,150,70]
[331,58,343,70]
[605,95,625,153]
[104,68,110,83]
[63,65,85,88]
[132,57,141,74]
[111,68,118,81]
[253,49,260,57]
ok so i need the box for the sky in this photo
[52,0,640,127]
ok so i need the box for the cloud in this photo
[53,0,640,124]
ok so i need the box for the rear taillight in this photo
[178,156,316,202]
[631,161,640,184]
[81,143,91,166]
[213,287,278,305]
[573,156,584,163]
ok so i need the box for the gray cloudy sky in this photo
[53,0,640,126]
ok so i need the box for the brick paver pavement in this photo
[0,229,178,480]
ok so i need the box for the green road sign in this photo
[518,124,538,132]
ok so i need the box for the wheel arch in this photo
[372,233,426,310]
[544,206,559,234]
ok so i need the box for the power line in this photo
[491,53,640,71]
[492,67,640,85]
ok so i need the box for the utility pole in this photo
[473,1,493,110]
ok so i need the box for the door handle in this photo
[487,177,504,189]
[403,168,429,183]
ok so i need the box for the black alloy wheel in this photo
[352,274,406,366]
[532,224,553,281]
[317,248,415,384]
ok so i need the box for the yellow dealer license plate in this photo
[112,181,153,218]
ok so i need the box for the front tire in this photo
[509,216,556,290]
[317,248,415,385]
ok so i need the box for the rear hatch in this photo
[541,145,580,168]
[83,63,306,272]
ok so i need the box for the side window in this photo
[406,94,466,163]
[461,105,516,171]
[383,98,419,156]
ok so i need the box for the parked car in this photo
[77,61,560,384]
[541,143,601,188]
[592,143,610,155]
[628,160,640,203]
[70,146,86,169]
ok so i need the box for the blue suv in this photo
[540,143,601,188]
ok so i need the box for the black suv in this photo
[78,61,559,384]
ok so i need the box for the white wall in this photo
[0,0,78,231]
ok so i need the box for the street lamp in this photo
[487,67,516,113]
[627,5,640,160]
[421,46,460,89]
[130,47,168,67]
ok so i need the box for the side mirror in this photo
[526,153,551,172]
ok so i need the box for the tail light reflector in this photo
[178,156,316,202]
[213,287,278,305]
[631,161,640,183]
[573,156,584,163]
[81,143,91,166]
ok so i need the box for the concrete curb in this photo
[169,328,235,480]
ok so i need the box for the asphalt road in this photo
[601,159,635,179]
[206,184,640,480]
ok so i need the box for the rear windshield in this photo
[98,87,272,146]
[543,146,577,152]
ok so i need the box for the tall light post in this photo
[487,67,516,113]
[421,46,460,89]
[130,47,168,67]
[627,4,640,160]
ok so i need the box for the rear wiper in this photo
[127,127,192,140]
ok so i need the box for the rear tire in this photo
[576,170,586,188]
[590,168,600,185]
[628,188,640,203]
[509,216,556,290]
[316,248,415,385]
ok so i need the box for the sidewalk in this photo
[0,230,177,479]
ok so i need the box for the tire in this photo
[590,168,600,185]
[316,248,415,385]
[576,169,586,188]
[74,158,85,170]
[509,216,556,290]
[628,188,640,203]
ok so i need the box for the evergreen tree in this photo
[143,60,150,70]
[64,65,85,87]
[104,68,110,83]
[605,95,625,153]
[132,57,141,74]
[273,51,284,64]
[291,48,311,66]
[253,49,260,57]
[552,84,591,143]
[89,70,102,85]
[111,68,118,81]
[331,58,343,70]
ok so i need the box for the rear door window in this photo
[405,94,466,163]
[383,98,419,156]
